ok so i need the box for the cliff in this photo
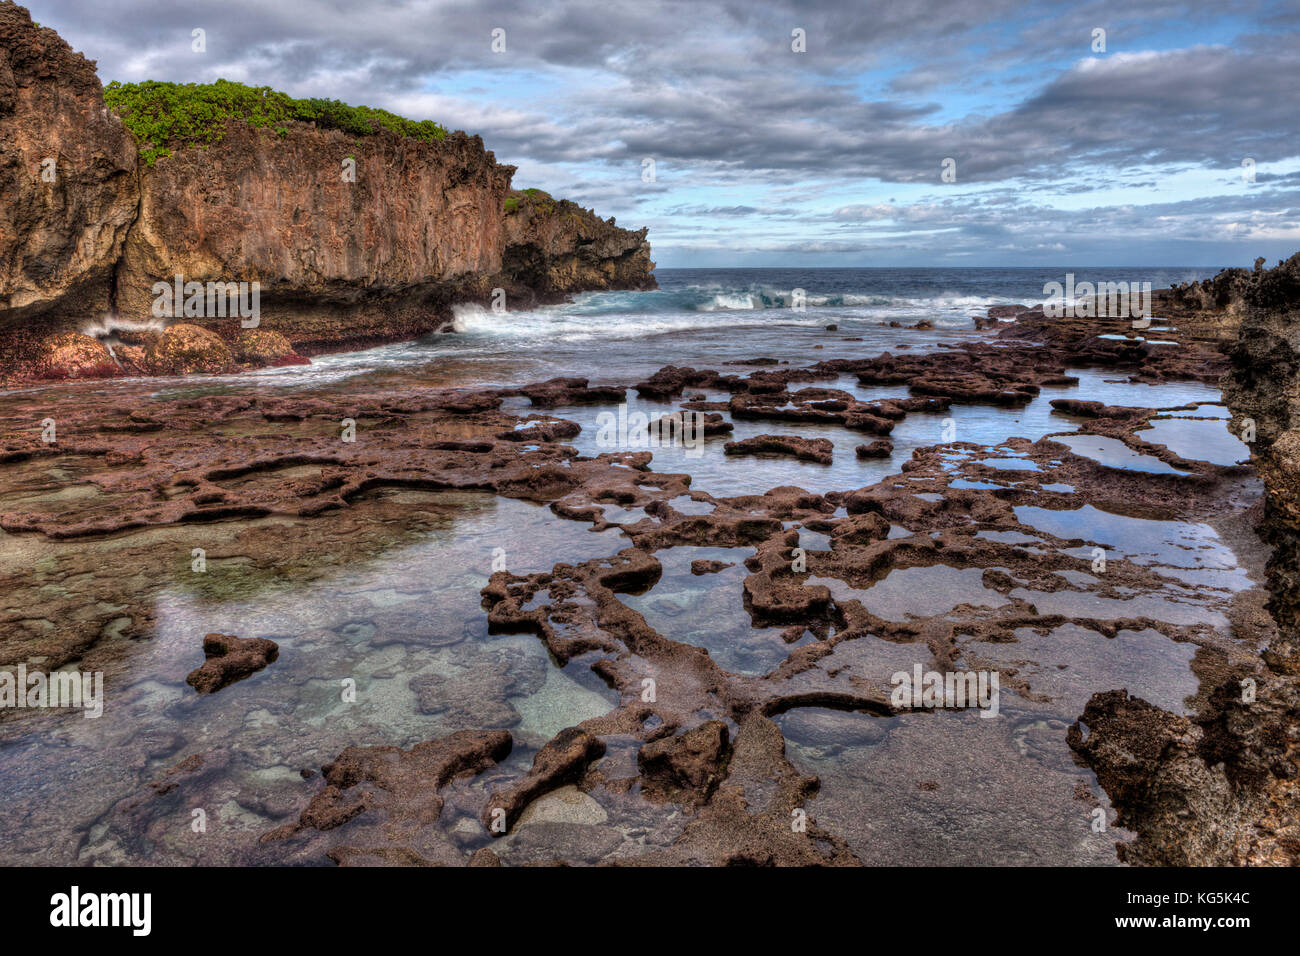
[114,120,515,355]
[1221,251,1300,669]
[0,3,655,379]
[0,3,138,370]
[498,189,655,303]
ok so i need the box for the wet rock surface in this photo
[725,433,835,464]
[185,632,280,695]
[1063,252,1300,866]
[0,288,1292,867]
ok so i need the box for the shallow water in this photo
[621,546,809,674]
[1053,434,1191,475]
[542,367,1221,498]
[0,265,1266,867]
[0,493,626,863]
[1139,416,1251,466]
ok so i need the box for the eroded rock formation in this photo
[0,3,138,371]
[1222,252,1300,666]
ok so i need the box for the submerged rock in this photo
[185,632,280,694]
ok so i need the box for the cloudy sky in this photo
[31,0,1300,268]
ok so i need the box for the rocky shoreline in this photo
[1066,253,1300,866]
[2,276,1296,865]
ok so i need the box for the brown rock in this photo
[855,439,894,459]
[690,559,734,575]
[482,727,606,834]
[232,329,306,368]
[637,720,730,800]
[185,632,279,694]
[34,332,120,380]
[987,305,1028,319]
[144,324,233,376]
[830,511,891,547]
[724,434,834,465]
[0,4,138,346]
[291,729,514,865]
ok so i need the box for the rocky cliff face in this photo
[115,122,516,354]
[498,194,656,305]
[1222,251,1300,669]
[0,3,138,367]
[0,2,655,378]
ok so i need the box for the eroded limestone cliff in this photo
[0,3,138,370]
[0,2,655,379]
[1222,251,1300,666]
[114,121,516,355]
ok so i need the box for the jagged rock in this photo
[501,194,656,299]
[0,4,138,360]
[1222,252,1300,668]
[481,727,606,834]
[855,439,893,459]
[635,365,736,399]
[280,729,513,866]
[1068,685,1300,866]
[987,304,1028,319]
[830,511,891,547]
[518,377,626,407]
[690,559,734,575]
[637,720,730,801]
[232,329,306,368]
[1049,399,1143,419]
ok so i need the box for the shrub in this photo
[504,187,558,215]
[104,79,448,165]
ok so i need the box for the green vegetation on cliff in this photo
[504,188,555,215]
[104,79,448,165]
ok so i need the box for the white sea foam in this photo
[79,315,169,339]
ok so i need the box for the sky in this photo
[29,0,1300,268]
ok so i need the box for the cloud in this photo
[27,0,1300,265]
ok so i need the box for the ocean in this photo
[236,266,1223,390]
